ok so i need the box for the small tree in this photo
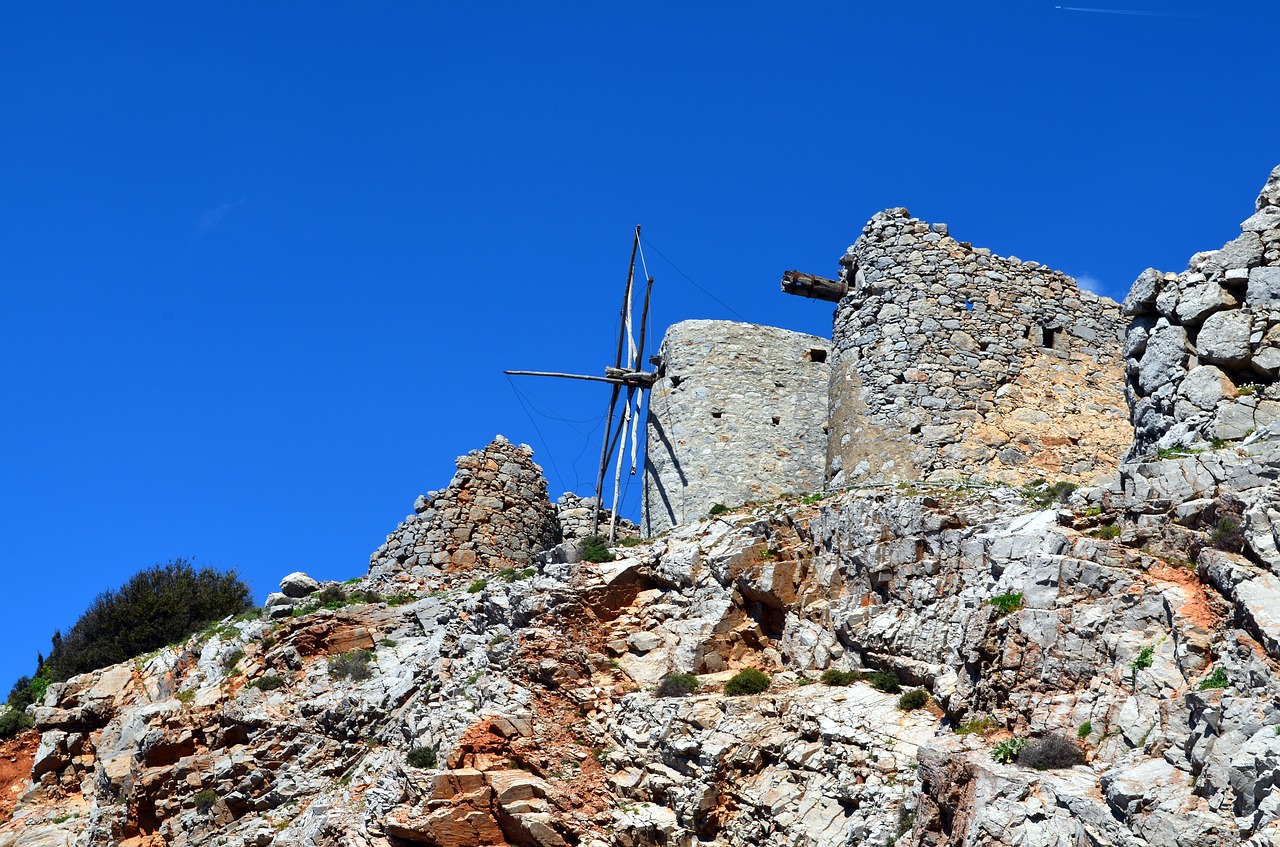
[724,669,771,696]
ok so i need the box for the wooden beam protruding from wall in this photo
[781,270,847,302]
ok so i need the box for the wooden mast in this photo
[504,225,655,538]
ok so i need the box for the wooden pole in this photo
[591,226,641,536]
[503,370,647,387]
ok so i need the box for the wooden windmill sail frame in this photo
[505,225,655,540]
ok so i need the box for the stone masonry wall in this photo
[368,436,559,579]
[828,209,1128,485]
[1123,164,1280,457]
[642,319,830,535]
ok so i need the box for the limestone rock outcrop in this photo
[1124,164,1280,457]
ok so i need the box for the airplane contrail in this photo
[1055,5,1187,16]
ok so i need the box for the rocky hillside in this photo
[5,165,1280,847]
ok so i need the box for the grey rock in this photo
[1176,280,1237,324]
[1178,365,1237,411]
[279,572,320,598]
[1137,323,1189,393]
[1123,269,1163,316]
[1198,310,1253,366]
[1247,267,1280,307]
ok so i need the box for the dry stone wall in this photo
[1124,164,1280,457]
[368,436,559,578]
[555,492,638,541]
[827,209,1128,486]
[642,319,830,536]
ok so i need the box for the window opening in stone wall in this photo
[711,411,722,419]
[1040,326,1059,349]
[807,348,827,364]
[771,416,781,426]
[670,375,682,388]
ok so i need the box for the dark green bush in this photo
[898,688,929,711]
[253,674,286,691]
[317,584,347,609]
[329,650,374,682]
[723,668,772,696]
[193,789,219,813]
[580,536,615,563]
[820,668,856,686]
[467,579,487,594]
[33,559,252,684]
[0,707,33,738]
[1211,519,1245,553]
[863,671,902,694]
[406,745,438,769]
[222,648,245,673]
[708,503,729,516]
[656,673,700,697]
[1016,734,1084,770]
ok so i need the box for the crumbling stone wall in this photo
[555,492,638,540]
[1124,164,1280,457]
[828,209,1128,485]
[642,319,830,535]
[369,436,559,577]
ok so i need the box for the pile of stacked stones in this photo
[1124,164,1280,457]
[555,492,639,540]
[368,436,559,576]
[828,208,1126,484]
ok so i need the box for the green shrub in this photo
[317,584,347,609]
[1021,480,1077,508]
[820,668,857,686]
[1211,519,1245,553]
[708,503,729,516]
[387,592,417,606]
[898,688,929,711]
[955,715,998,736]
[222,648,245,673]
[723,669,772,696]
[0,707,33,739]
[1131,645,1153,687]
[30,559,251,683]
[1094,524,1121,540]
[580,536,615,563]
[1016,734,1084,770]
[193,789,218,813]
[1077,721,1093,740]
[863,670,902,694]
[467,579,487,594]
[991,737,1028,764]
[616,537,645,547]
[656,673,700,697]
[253,674,286,692]
[1198,667,1228,690]
[406,745,438,769]
[989,593,1023,617]
[329,650,374,682]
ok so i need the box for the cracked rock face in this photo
[1124,164,1280,459]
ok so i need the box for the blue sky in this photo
[2,1,1277,690]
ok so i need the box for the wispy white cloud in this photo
[1074,273,1103,294]
[197,198,246,235]
[1054,5,1192,17]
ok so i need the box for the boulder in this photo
[1247,267,1280,307]
[279,572,320,598]
[1122,269,1163,316]
[1137,323,1188,393]
[1197,310,1252,366]
[1176,280,1237,324]
[1178,365,1238,411]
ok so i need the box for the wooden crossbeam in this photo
[781,269,847,302]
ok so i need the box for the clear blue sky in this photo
[2,2,1276,690]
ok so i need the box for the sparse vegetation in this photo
[1211,518,1245,553]
[1077,720,1093,740]
[387,591,417,606]
[406,745,438,769]
[955,715,999,736]
[1016,734,1084,770]
[656,673,700,698]
[317,584,347,609]
[222,648,245,673]
[328,650,375,682]
[1020,479,1077,508]
[723,668,772,696]
[898,688,929,711]
[1094,523,1121,540]
[0,707,33,739]
[1198,666,1228,690]
[193,789,219,813]
[175,689,195,704]
[1131,644,1154,687]
[253,674,286,692]
[989,593,1023,617]
[498,567,536,582]
[1239,383,1259,396]
[467,579,488,594]
[580,536,615,563]
[820,668,857,686]
[990,737,1028,764]
[708,503,729,516]
[863,670,902,694]
[616,536,644,547]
